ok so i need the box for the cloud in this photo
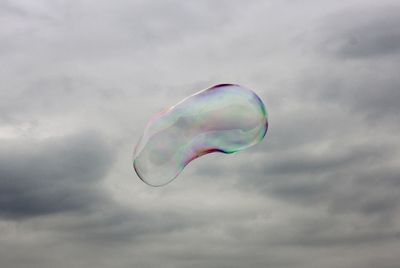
[319,5,400,58]
[0,1,400,268]
[0,132,114,219]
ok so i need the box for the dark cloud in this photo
[238,143,398,206]
[292,5,400,126]
[319,5,400,58]
[232,104,400,218]
[1,1,400,268]
[0,132,114,219]
[300,67,400,125]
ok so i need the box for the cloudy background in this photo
[1,0,400,267]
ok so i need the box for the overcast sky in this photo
[1,0,400,267]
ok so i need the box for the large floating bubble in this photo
[133,84,268,186]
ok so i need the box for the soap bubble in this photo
[133,84,268,186]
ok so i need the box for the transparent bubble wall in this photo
[133,84,268,186]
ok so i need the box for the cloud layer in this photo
[1,0,400,267]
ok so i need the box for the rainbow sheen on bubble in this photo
[133,84,268,186]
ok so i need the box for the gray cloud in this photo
[1,0,400,268]
[319,5,400,58]
[0,132,114,219]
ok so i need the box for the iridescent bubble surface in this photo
[133,84,268,186]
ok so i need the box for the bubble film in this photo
[133,84,268,186]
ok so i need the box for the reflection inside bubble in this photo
[133,84,268,186]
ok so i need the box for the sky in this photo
[1,0,400,267]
